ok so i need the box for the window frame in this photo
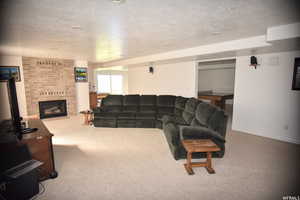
[96,72,124,94]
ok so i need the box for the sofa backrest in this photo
[140,95,157,113]
[207,109,228,137]
[156,95,176,114]
[174,96,188,117]
[182,98,199,124]
[101,95,123,113]
[123,95,140,113]
[102,95,123,106]
[192,102,228,137]
[193,102,217,127]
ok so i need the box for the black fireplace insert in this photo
[39,100,67,119]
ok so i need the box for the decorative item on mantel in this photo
[36,60,62,65]
[39,91,66,96]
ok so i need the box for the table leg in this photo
[84,114,89,125]
[87,113,92,125]
[184,152,194,175]
[205,152,216,174]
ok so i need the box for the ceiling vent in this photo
[111,0,125,4]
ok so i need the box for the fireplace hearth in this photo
[39,100,67,119]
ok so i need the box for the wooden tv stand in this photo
[20,119,58,181]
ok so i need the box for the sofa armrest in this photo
[179,126,226,143]
[161,115,175,124]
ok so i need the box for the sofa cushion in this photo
[173,117,188,126]
[163,122,180,146]
[93,119,117,128]
[139,106,156,113]
[123,106,138,113]
[136,113,156,119]
[117,113,136,119]
[207,109,228,137]
[117,119,136,128]
[179,126,226,143]
[182,98,200,124]
[123,95,140,106]
[102,95,123,106]
[190,118,205,127]
[174,96,188,116]
[156,113,174,121]
[94,113,118,119]
[140,95,156,106]
[157,95,176,107]
[157,106,174,114]
[162,115,188,126]
[195,102,217,126]
[102,105,122,113]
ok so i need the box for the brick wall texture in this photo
[22,57,77,117]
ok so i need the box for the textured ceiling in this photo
[0,0,299,63]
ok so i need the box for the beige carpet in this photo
[36,116,300,200]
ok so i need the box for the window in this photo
[111,75,123,94]
[97,75,111,93]
[97,74,123,94]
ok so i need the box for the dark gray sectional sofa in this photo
[93,94,228,160]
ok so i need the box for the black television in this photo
[7,77,22,136]
[6,77,37,139]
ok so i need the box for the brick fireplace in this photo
[22,57,77,118]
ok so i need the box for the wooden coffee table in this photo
[182,139,221,175]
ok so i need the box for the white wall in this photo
[0,55,27,119]
[128,61,197,97]
[0,82,11,121]
[75,60,90,112]
[232,51,300,144]
[88,65,96,92]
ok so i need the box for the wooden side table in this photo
[80,110,93,125]
[182,139,221,175]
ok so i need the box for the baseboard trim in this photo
[232,128,300,145]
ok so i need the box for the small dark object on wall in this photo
[250,56,258,69]
[292,57,300,90]
[149,66,154,74]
